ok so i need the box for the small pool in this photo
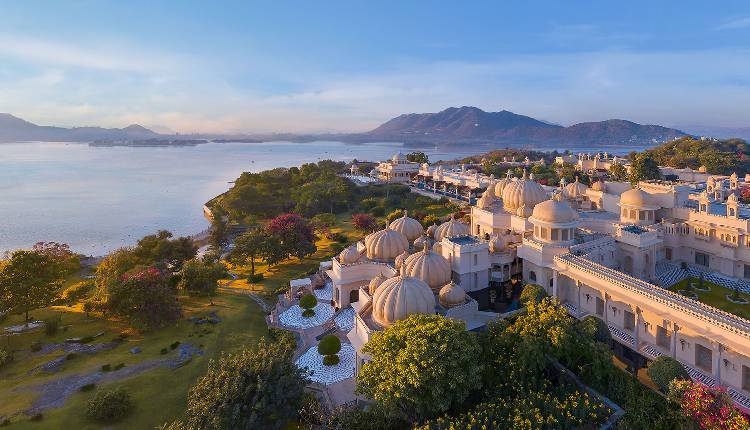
[448,235,479,245]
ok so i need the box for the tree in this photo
[647,356,690,392]
[357,314,482,423]
[351,213,377,233]
[177,338,308,430]
[31,242,80,276]
[267,214,317,261]
[133,230,197,270]
[422,214,439,228]
[668,379,749,429]
[208,213,229,249]
[406,152,428,164]
[608,163,628,182]
[386,209,404,224]
[577,315,611,344]
[86,387,133,423]
[311,213,337,236]
[519,283,547,307]
[629,153,661,184]
[230,227,270,274]
[94,248,142,299]
[106,267,182,329]
[300,293,317,317]
[318,335,342,366]
[178,259,227,298]
[0,250,65,322]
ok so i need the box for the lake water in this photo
[0,141,484,256]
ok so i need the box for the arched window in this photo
[529,271,537,282]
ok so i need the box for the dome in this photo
[338,244,361,264]
[439,281,466,308]
[619,188,658,209]
[389,211,424,242]
[394,251,409,270]
[591,180,606,192]
[368,273,387,296]
[434,216,470,241]
[426,223,438,238]
[563,178,588,199]
[372,275,436,327]
[531,195,578,224]
[413,234,432,251]
[401,243,452,291]
[364,227,409,261]
[516,204,533,218]
[489,233,509,253]
[494,177,513,198]
[501,170,547,213]
[392,152,406,163]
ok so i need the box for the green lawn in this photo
[668,277,750,320]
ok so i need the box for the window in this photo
[473,254,478,266]
[562,229,569,241]
[639,210,647,220]
[695,252,710,267]
[622,208,627,217]
[529,271,537,282]
[745,264,750,280]
[624,310,635,331]
[551,228,559,241]
[596,297,604,316]
[656,326,671,349]
[665,248,672,260]
[743,365,750,391]
[695,344,712,373]
[474,272,478,287]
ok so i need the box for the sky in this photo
[1,1,750,134]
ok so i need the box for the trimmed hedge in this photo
[647,356,690,392]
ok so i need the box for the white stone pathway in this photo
[295,342,355,385]
[314,282,333,301]
[335,308,355,332]
[278,303,334,329]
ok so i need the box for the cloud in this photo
[717,16,750,30]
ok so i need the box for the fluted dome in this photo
[434,216,470,241]
[389,211,424,242]
[591,180,606,192]
[501,170,547,213]
[364,227,409,261]
[394,251,409,270]
[413,234,432,251]
[494,172,513,198]
[401,244,452,291]
[531,196,578,224]
[439,281,466,308]
[563,177,588,199]
[338,244,361,264]
[426,223,438,238]
[620,188,658,209]
[372,275,436,327]
[368,273,387,296]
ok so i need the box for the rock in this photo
[129,347,141,354]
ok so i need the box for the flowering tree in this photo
[668,380,749,430]
[266,214,317,260]
[107,267,182,329]
[351,213,377,233]
[739,187,750,204]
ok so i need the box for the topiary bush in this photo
[299,293,317,318]
[647,356,690,392]
[85,387,133,423]
[317,335,341,366]
[520,284,547,307]
[302,309,315,318]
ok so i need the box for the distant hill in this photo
[366,106,688,145]
[0,113,160,142]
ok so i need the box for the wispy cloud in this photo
[717,16,750,30]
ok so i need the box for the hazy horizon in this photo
[2,1,750,134]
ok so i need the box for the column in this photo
[714,342,722,382]
[671,324,679,359]
[604,293,610,324]
[552,271,558,298]
[634,307,642,349]
[576,280,581,309]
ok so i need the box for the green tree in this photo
[629,153,661,184]
[178,259,227,298]
[647,356,690,392]
[519,283,547,307]
[106,267,181,329]
[299,293,317,317]
[208,213,229,249]
[357,314,482,423]
[406,151,428,164]
[0,250,65,322]
[176,338,308,430]
[230,227,270,274]
[318,335,342,365]
[386,209,404,224]
[608,163,628,181]
[94,248,142,300]
[132,230,197,270]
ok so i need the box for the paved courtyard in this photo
[295,342,356,385]
[278,303,334,329]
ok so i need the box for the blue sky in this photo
[1,1,749,133]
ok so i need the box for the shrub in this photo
[0,348,11,368]
[302,309,315,318]
[30,341,42,352]
[520,283,547,306]
[114,363,125,370]
[161,348,168,355]
[80,383,96,392]
[170,341,181,350]
[30,413,43,422]
[66,353,78,360]
[44,318,60,336]
[247,273,264,283]
[60,279,94,304]
[323,355,340,366]
[85,387,133,423]
[317,335,341,356]
[386,209,405,224]
[578,315,612,344]
[370,206,386,217]
[101,364,112,372]
[299,293,317,317]
[647,356,690,392]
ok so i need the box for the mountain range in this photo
[0,107,698,146]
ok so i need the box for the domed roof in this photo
[426,223,438,238]
[591,180,606,192]
[364,227,409,261]
[372,275,435,327]
[413,234,432,251]
[620,188,658,209]
[516,204,533,218]
[388,211,424,242]
[563,177,588,199]
[434,216,470,241]
[401,243,452,291]
[531,195,578,224]
[338,244,362,264]
[501,170,547,213]
[439,281,466,308]
[368,273,387,296]
[476,187,496,209]
[394,251,409,270]
[494,171,514,198]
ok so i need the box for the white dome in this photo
[372,275,435,327]
[516,204,533,218]
[389,211,424,242]
[392,152,406,163]
[368,273,387,296]
[434,216,470,241]
[401,244,452,291]
[476,187,496,209]
[364,227,409,261]
[620,188,658,209]
[494,173,513,198]
[531,196,578,224]
[563,178,588,199]
[591,180,606,192]
[413,234,432,250]
[439,281,466,308]
[501,171,547,213]
[338,244,361,264]
[394,251,409,270]
[426,224,438,238]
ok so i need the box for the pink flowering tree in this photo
[266,213,317,261]
[669,380,750,430]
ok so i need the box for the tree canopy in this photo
[640,136,750,175]
[629,153,661,184]
[106,267,182,329]
[0,249,66,321]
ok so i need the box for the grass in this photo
[668,277,750,320]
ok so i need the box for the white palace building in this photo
[323,163,750,411]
